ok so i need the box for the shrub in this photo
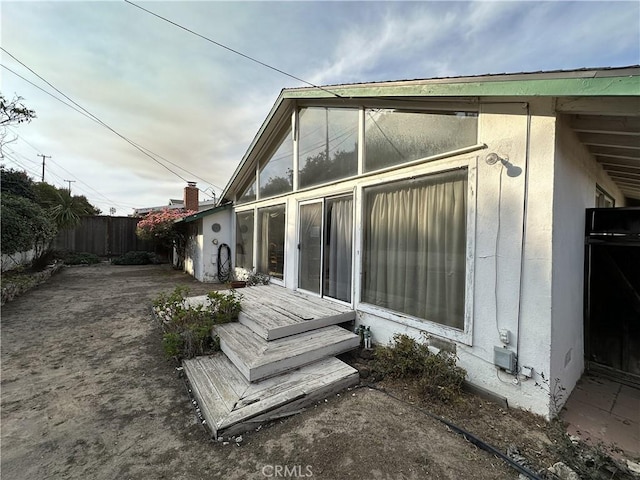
[1,192,57,256]
[64,252,101,265]
[207,290,242,323]
[371,334,467,403]
[153,286,242,359]
[111,251,159,265]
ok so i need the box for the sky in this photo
[1,1,639,215]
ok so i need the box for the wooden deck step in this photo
[214,322,360,382]
[186,285,355,340]
[183,353,359,438]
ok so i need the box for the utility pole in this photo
[63,179,76,193]
[37,154,51,182]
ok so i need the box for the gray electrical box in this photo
[494,346,517,374]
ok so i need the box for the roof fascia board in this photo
[220,93,292,201]
[283,76,639,99]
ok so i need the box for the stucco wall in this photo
[462,100,557,417]
[201,209,233,283]
[1,248,37,272]
[183,208,233,282]
[549,117,625,412]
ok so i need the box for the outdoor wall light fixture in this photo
[485,152,522,178]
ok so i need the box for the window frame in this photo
[353,156,477,346]
[253,202,287,286]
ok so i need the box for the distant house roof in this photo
[133,199,218,217]
[221,66,640,202]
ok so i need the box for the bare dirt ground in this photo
[0,264,630,479]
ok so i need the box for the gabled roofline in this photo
[175,203,232,224]
[220,66,640,202]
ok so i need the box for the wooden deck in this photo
[183,284,360,437]
[215,322,360,382]
[183,353,359,438]
[238,285,355,340]
[188,285,355,340]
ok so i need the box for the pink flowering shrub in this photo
[136,208,196,244]
[136,209,197,268]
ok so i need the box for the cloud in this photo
[2,1,638,213]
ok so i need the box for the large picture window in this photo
[259,126,293,199]
[235,211,254,269]
[257,204,286,280]
[364,110,477,172]
[362,169,467,329]
[298,107,358,189]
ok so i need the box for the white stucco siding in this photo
[201,210,233,283]
[455,101,556,417]
[549,117,625,412]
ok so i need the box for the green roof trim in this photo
[283,75,640,99]
[176,203,231,224]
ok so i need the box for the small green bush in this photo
[64,252,101,265]
[207,290,242,323]
[154,286,242,359]
[111,251,159,265]
[371,334,467,403]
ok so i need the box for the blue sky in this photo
[1,1,639,214]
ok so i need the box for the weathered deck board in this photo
[187,285,355,340]
[215,322,360,382]
[183,354,359,438]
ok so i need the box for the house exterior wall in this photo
[182,207,233,283]
[231,100,566,417]
[201,210,233,283]
[228,90,636,419]
[549,117,626,412]
[184,223,201,281]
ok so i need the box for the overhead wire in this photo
[2,63,224,193]
[5,126,135,209]
[124,0,343,99]
[0,50,224,192]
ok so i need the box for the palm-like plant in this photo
[50,190,90,229]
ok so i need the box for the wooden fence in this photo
[53,216,158,257]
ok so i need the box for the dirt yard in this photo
[0,264,629,479]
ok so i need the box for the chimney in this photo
[184,182,199,212]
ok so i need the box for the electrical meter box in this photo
[494,346,517,374]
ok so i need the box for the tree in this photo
[48,190,87,229]
[33,183,101,228]
[0,166,37,200]
[136,208,196,267]
[1,192,57,257]
[1,93,36,156]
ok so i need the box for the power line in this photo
[47,158,137,209]
[1,62,224,192]
[0,49,195,185]
[124,0,343,99]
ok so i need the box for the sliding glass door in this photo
[324,196,352,302]
[298,195,353,302]
[298,202,323,293]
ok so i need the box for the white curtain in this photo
[325,197,353,302]
[298,203,322,293]
[363,170,467,329]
